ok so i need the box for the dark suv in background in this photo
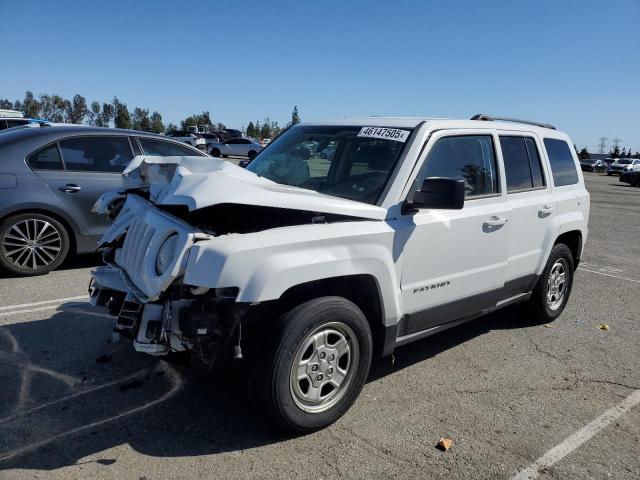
[0,125,208,276]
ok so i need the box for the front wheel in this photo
[526,243,574,323]
[248,150,257,160]
[258,297,372,433]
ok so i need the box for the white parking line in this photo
[512,389,640,479]
[0,295,88,311]
[577,267,640,284]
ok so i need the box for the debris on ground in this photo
[543,324,552,328]
[598,324,610,331]
[436,438,453,451]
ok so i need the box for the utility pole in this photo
[597,137,609,154]
[612,138,622,149]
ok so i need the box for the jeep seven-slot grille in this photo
[121,217,156,275]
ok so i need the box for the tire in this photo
[526,243,574,323]
[607,172,612,176]
[257,296,373,433]
[0,212,70,276]
[248,150,257,160]
[211,148,221,157]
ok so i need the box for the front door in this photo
[395,131,510,335]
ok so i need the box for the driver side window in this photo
[413,135,499,198]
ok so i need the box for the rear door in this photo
[32,136,134,238]
[498,134,557,292]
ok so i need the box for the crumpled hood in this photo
[110,155,387,221]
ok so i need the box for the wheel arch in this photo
[554,230,583,269]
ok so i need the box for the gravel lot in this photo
[1,172,638,479]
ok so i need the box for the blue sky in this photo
[2,0,639,151]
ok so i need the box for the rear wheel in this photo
[257,297,372,433]
[248,150,257,160]
[525,243,574,323]
[0,213,70,276]
[210,148,221,157]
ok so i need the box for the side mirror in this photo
[404,178,465,212]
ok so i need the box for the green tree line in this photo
[578,146,640,159]
[1,92,302,139]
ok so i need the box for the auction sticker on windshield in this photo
[357,127,410,142]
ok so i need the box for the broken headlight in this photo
[155,233,178,276]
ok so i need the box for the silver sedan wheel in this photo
[1,218,62,271]
[546,259,568,311]
[290,322,359,414]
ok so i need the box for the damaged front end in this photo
[90,154,384,366]
[90,190,245,366]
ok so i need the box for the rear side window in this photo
[499,136,546,192]
[138,138,206,156]
[544,138,579,186]
[59,136,134,173]
[27,144,64,170]
[414,135,498,198]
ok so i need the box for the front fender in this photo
[182,222,402,325]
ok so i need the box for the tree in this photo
[165,123,178,133]
[611,146,620,158]
[13,100,21,111]
[180,111,212,131]
[290,105,300,126]
[87,101,102,126]
[113,97,131,129]
[66,94,87,124]
[101,103,114,127]
[39,94,69,122]
[22,91,41,118]
[246,121,256,137]
[578,147,589,160]
[260,117,272,139]
[0,99,13,109]
[132,107,151,131]
[149,111,164,133]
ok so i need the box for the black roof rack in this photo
[470,114,556,130]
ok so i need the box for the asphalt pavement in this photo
[0,172,638,479]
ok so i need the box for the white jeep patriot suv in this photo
[90,115,590,432]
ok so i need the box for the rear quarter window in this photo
[543,138,579,186]
[27,144,64,170]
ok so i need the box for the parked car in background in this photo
[165,130,207,151]
[208,137,263,159]
[620,169,640,187]
[0,125,208,276]
[0,109,50,130]
[580,158,608,172]
[607,158,637,175]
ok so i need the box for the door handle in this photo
[58,184,81,193]
[538,205,554,217]
[483,216,508,228]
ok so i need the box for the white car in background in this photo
[208,137,263,159]
[165,131,207,151]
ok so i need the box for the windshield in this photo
[618,159,631,164]
[246,125,412,204]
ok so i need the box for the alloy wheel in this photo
[1,218,63,271]
[546,259,568,311]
